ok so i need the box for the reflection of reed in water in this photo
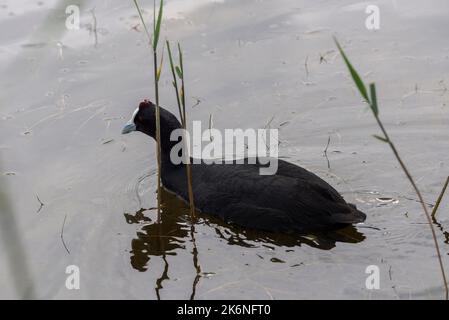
[124,190,191,272]
[125,188,195,299]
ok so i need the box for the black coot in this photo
[122,100,366,233]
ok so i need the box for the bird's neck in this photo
[160,150,184,170]
[152,109,188,176]
[160,150,188,191]
[159,131,187,176]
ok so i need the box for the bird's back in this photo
[162,158,366,233]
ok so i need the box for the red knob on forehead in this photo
[139,100,152,110]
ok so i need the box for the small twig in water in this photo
[102,139,114,145]
[323,135,331,170]
[260,115,276,151]
[192,97,202,108]
[438,80,447,96]
[131,24,140,32]
[319,53,327,64]
[61,214,70,254]
[36,194,44,213]
[89,8,98,48]
[264,115,275,129]
[208,114,213,141]
[304,55,309,78]
[432,176,449,220]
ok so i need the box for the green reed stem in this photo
[166,40,196,219]
[133,0,164,220]
[335,36,448,300]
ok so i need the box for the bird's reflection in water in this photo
[124,192,190,272]
[124,188,366,272]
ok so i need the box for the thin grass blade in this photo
[175,66,183,79]
[153,0,156,32]
[373,134,388,143]
[369,83,379,116]
[178,42,184,72]
[178,42,186,123]
[166,40,176,76]
[156,42,165,81]
[132,0,152,44]
[152,0,164,49]
[166,40,184,123]
[334,37,370,104]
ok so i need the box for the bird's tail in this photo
[332,203,366,224]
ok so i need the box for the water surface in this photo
[1,0,448,299]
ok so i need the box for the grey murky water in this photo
[1,0,448,299]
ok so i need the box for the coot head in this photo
[122,100,154,136]
[122,100,182,138]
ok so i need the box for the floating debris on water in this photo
[36,195,44,213]
[290,262,304,267]
[101,139,114,145]
[199,272,216,278]
[376,197,399,205]
[21,42,47,48]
